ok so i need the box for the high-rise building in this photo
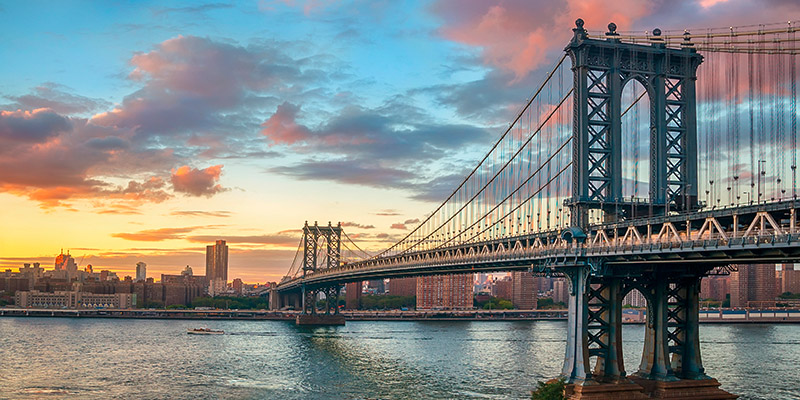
[511,271,537,310]
[345,281,362,309]
[389,277,417,297]
[552,278,569,305]
[730,264,777,307]
[205,240,228,283]
[416,273,472,309]
[135,262,147,282]
[537,276,553,293]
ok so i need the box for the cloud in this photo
[340,221,376,229]
[90,35,337,141]
[270,159,416,189]
[170,210,233,218]
[0,108,71,144]
[0,109,173,207]
[4,83,111,115]
[373,209,401,216]
[151,3,234,17]
[186,234,299,246]
[261,102,312,144]
[111,226,204,241]
[389,218,421,230]
[262,98,492,201]
[170,165,227,197]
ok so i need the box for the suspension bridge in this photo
[271,19,800,398]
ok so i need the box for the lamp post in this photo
[758,159,766,204]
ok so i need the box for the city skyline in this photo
[2,0,797,283]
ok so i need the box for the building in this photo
[367,279,385,294]
[136,262,147,282]
[208,279,227,297]
[205,240,228,283]
[416,273,472,309]
[778,265,800,294]
[388,277,417,297]
[730,264,777,307]
[232,278,244,295]
[493,276,513,300]
[345,281,362,309]
[700,276,730,302]
[552,278,569,305]
[54,250,78,280]
[537,276,553,294]
[511,271,537,310]
[15,290,135,309]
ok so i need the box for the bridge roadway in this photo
[276,199,800,292]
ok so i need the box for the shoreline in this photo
[2,308,800,323]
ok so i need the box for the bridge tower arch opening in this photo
[620,77,652,209]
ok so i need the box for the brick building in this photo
[730,264,777,307]
[388,277,417,297]
[416,273,472,310]
[700,276,730,302]
[511,271,537,310]
[493,276,513,300]
[345,281,362,309]
[777,265,800,294]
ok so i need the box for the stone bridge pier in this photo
[559,264,737,399]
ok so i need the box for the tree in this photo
[531,378,566,400]
[481,297,513,310]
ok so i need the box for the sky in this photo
[1,0,798,283]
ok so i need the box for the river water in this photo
[0,318,797,399]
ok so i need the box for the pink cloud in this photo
[432,0,650,81]
[261,102,312,144]
[170,165,226,197]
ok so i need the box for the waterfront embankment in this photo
[3,307,800,323]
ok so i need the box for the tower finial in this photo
[572,18,587,42]
[606,22,618,36]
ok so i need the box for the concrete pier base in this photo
[565,381,649,399]
[296,314,346,326]
[628,377,737,399]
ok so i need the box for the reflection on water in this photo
[0,318,797,399]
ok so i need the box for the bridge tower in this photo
[568,19,702,228]
[558,20,735,399]
[297,221,345,325]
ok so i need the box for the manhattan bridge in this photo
[271,20,800,398]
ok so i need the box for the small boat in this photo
[187,328,224,335]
